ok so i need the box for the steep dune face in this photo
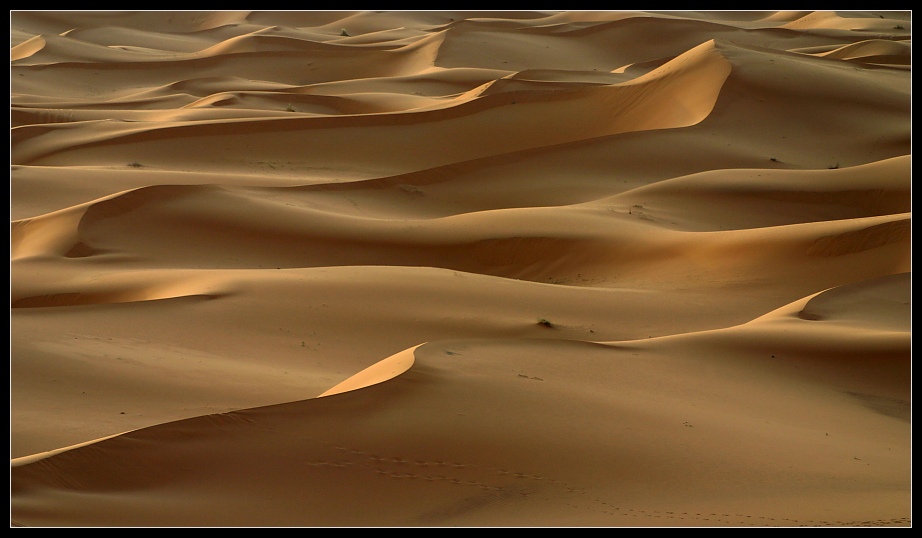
[318,344,420,397]
[10,10,911,527]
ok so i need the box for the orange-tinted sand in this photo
[10,10,911,527]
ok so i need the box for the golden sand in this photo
[10,10,911,527]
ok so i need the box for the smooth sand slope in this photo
[10,10,911,527]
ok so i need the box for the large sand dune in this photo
[10,10,911,527]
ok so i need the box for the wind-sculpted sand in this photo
[10,11,911,527]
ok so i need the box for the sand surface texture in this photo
[10,11,911,527]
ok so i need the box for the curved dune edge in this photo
[10,34,45,61]
[11,431,133,468]
[796,273,909,323]
[747,272,911,328]
[10,344,423,466]
[317,343,423,398]
[593,271,911,349]
[814,39,911,61]
[10,268,240,309]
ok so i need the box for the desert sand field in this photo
[10,10,911,527]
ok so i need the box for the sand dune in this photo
[10,10,911,527]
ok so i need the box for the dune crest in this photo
[749,272,911,330]
[10,34,45,61]
[11,431,130,468]
[318,344,422,397]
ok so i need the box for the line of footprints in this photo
[300,440,908,526]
